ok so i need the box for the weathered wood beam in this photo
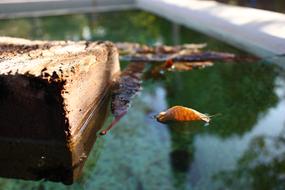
[0,37,120,184]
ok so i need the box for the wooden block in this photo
[0,37,120,184]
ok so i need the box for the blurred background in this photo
[0,0,284,20]
[216,0,284,12]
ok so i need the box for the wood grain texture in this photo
[0,37,120,184]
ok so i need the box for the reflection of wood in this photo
[0,37,120,184]
[120,52,236,63]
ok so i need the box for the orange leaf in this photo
[164,59,174,69]
[156,106,210,123]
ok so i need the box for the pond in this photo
[0,10,285,190]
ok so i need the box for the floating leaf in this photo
[156,106,210,123]
[100,62,145,135]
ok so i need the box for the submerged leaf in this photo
[100,62,145,135]
[116,43,206,55]
[156,106,210,123]
[111,62,145,117]
[120,51,236,63]
[144,61,213,80]
[170,61,213,71]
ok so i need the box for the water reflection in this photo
[0,11,166,44]
[166,63,278,137]
[83,86,173,190]
[163,63,282,189]
[169,130,195,190]
[0,15,89,40]
[213,76,285,190]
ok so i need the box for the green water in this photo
[0,10,285,190]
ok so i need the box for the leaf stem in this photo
[99,112,127,136]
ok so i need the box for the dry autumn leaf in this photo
[156,106,210,123]
[99,62,145,135]
[172,61,213,71]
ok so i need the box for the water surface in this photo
[0,10,284,190]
